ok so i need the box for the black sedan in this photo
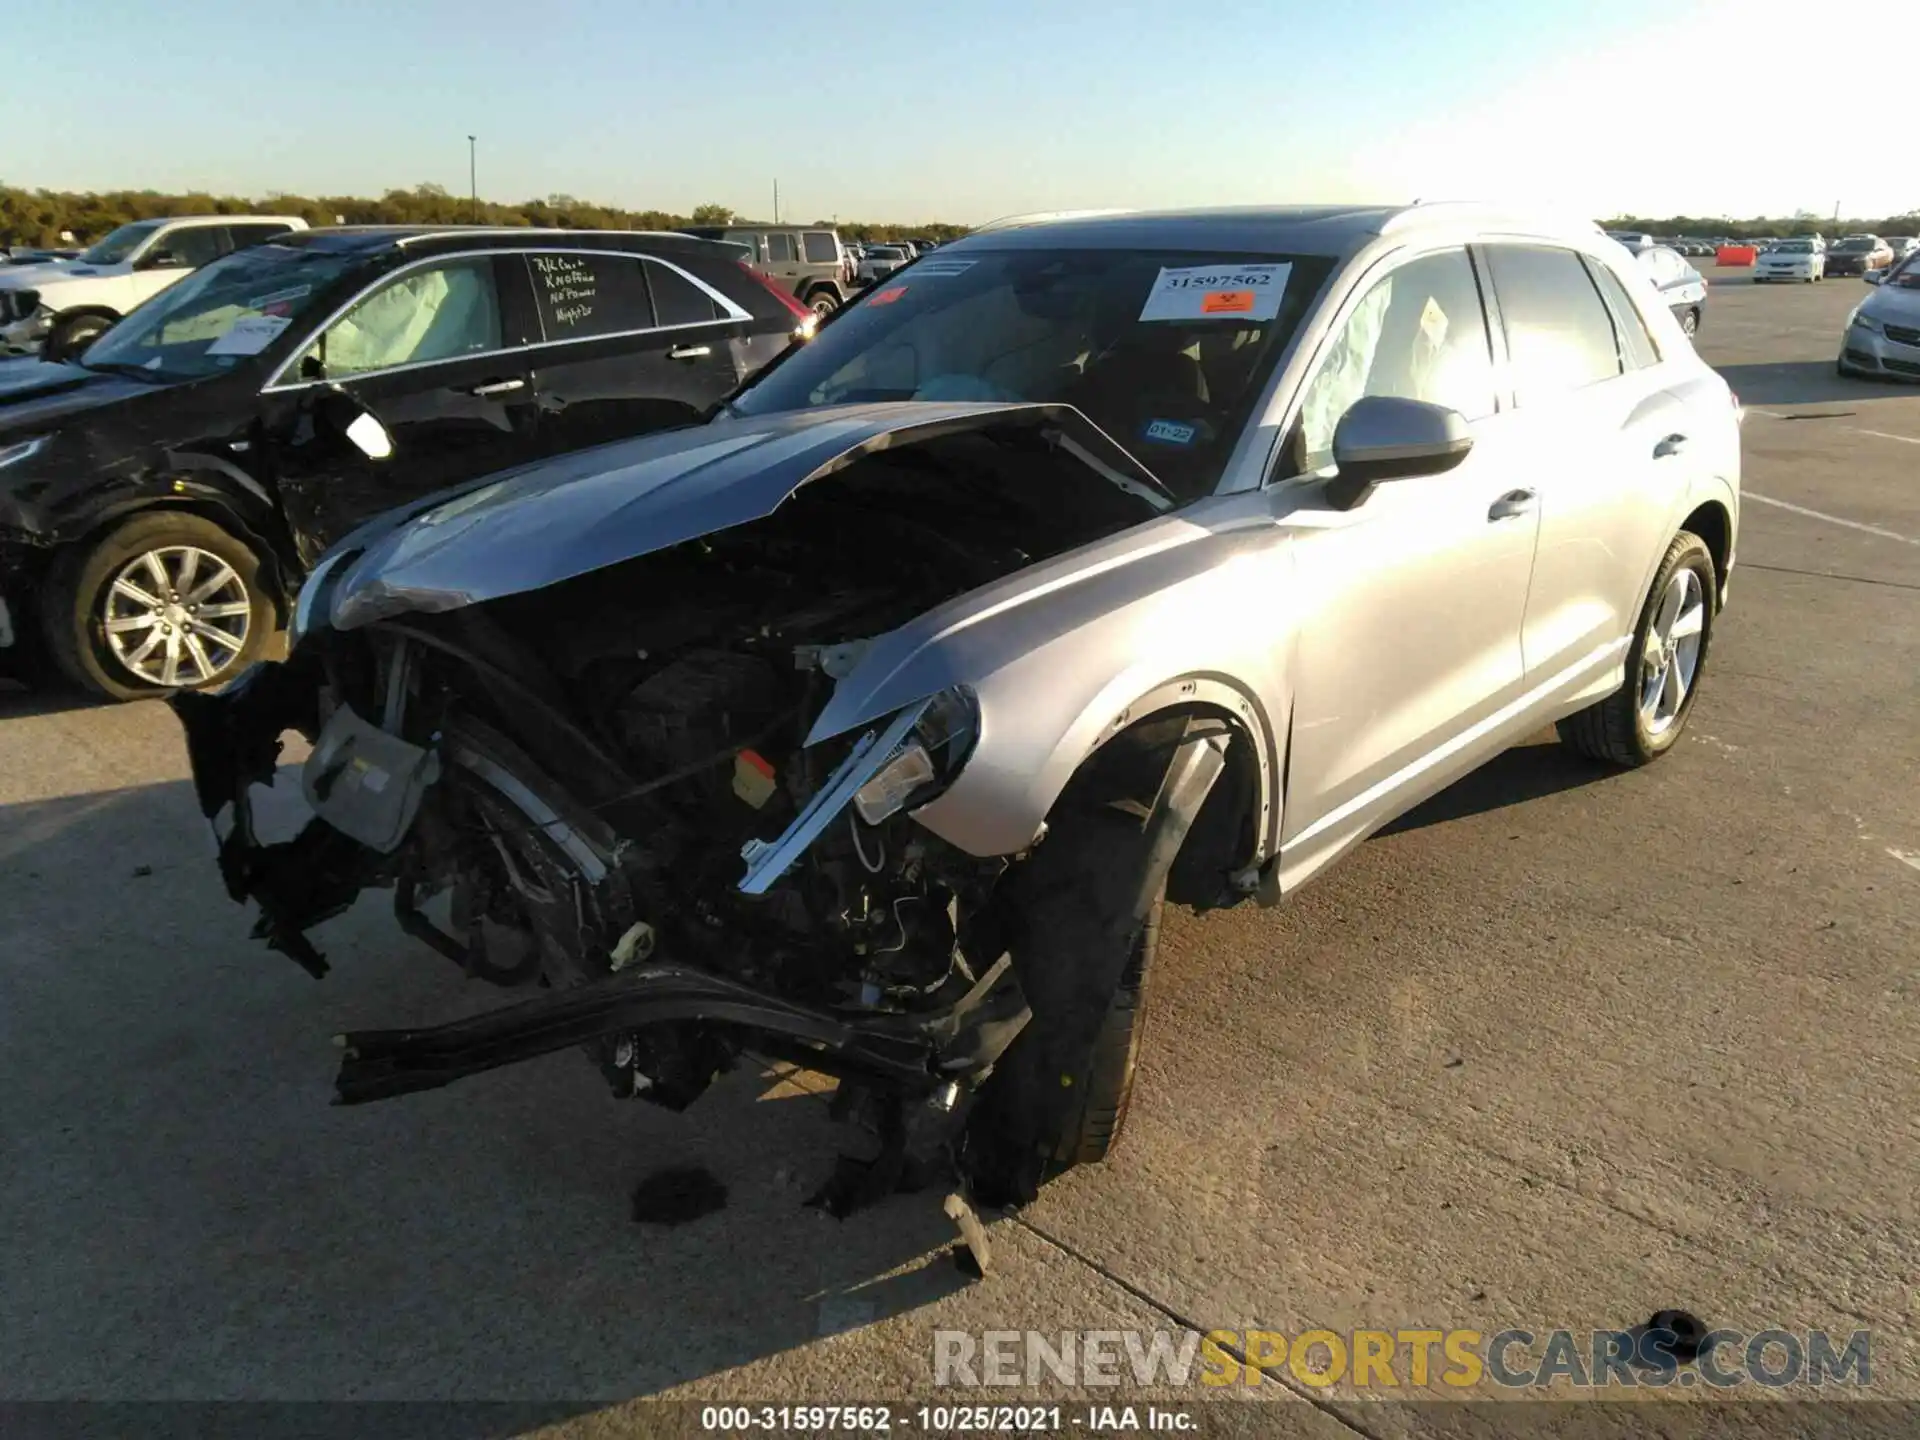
[0,227,808,698]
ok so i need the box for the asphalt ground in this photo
[2,266,1916,1438]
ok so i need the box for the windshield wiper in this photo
[80,360,171,382]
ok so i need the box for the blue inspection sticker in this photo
[1142,419,1198,446]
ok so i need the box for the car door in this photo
[260,253,540,564]
[125,224,226,310]
[1275,246,1541,866]
[1479,243,1681,687]
[525,249,746,454]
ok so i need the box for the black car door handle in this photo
[466,377,525,397]
[1487,488,1537,521]
[667,344,712,361]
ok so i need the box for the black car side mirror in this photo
[1325,396,1474,510]
[138,248,187,271]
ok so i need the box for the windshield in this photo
[81,242,359,381]
[1835,239,1874,252]
[80,220,164,266]
[871,247,904,260]
[732,246,1333,501]
[1775,242,1814,254]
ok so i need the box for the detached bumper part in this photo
[333,953,1030,1105]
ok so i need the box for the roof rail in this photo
[971,208,1138,234]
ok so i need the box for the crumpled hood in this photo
[0,359,157,434]
[324,401,1170,632]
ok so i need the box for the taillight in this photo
[736,260,814,338]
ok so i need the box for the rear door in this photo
[262,253,540,563]
[524,248,746,454]
[1479,242,1680,684]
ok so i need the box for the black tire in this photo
[43,311,115,363]
[805,288,840,317]
[962,726,1221,1204]
[1558,531,1716,768]
[41,510,274,701]
[1680,308,1699,338]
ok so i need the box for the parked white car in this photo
[0,215,307,360]
[1753,239,1823,283]
[856,244,910,285]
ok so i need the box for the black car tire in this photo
[805,288,840,317]
[42,510,275,702]
[1558,531,1716,768]
[1680,308,1699,337]
[43,311,115,363]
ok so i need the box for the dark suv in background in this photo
[0,226,808,698]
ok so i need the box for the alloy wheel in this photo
[102,545,252,688]
[1638,567,1705,737]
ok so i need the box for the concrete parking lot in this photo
[3,267,1916,1434]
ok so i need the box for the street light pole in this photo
[468,136,478,223]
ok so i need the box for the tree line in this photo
[0,183,973,249]
[1602,212,1920,239]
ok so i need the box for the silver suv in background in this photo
[178,202,1741,1209]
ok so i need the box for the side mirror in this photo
[139,248,187,271]
[1325,396,1474,510]
[1863,269,1885,285]
[345,411,393,461]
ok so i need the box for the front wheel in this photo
[43,311,115,363]
[42,510,274,701]
[1680,308,1699,338]
[1558,532,1716,767]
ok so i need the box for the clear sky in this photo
[0,0,1896,223]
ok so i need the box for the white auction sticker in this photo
[1139,262,1291,322]
[205,313,292,356]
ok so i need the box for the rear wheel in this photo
[42,511,273,701]
[805,288,840,317]
[1558,532,1715,767]
[1680,308,1699,337]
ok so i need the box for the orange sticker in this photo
[867,286,908,306]
[1200,290,1256,314]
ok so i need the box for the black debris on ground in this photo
[630,1165,728,1225]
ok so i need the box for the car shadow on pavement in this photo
[0,777,974,1406]
[1713,360,1905,408]
[1374,735,1612,837]
[0,677,109,720]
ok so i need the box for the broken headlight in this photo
[852,686,979,824]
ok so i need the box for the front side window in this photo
[81,242,360,382]
[732,246,1333,501]
[313,258,501,377]
[802,232,839,264]
[766,234,797,263]
[225,223,294,251]
[1292,248,1498,469]
[1483,244,1623,405]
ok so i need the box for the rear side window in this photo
[225,223,293,251]
[801,232,839,264]
[767,233,797,263]
[646,259,722,326]
[1483,244,1623,404]
[527,251,655,340]
[1587,259,1660,370]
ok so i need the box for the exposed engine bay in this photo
[174,412,1243,1213]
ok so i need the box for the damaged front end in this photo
[173,403,1179,1210]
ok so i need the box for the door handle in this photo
[1487,488,1537,521]
[1653,432,1688,458]
[667,344,712,361]
[466,378,525,397]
